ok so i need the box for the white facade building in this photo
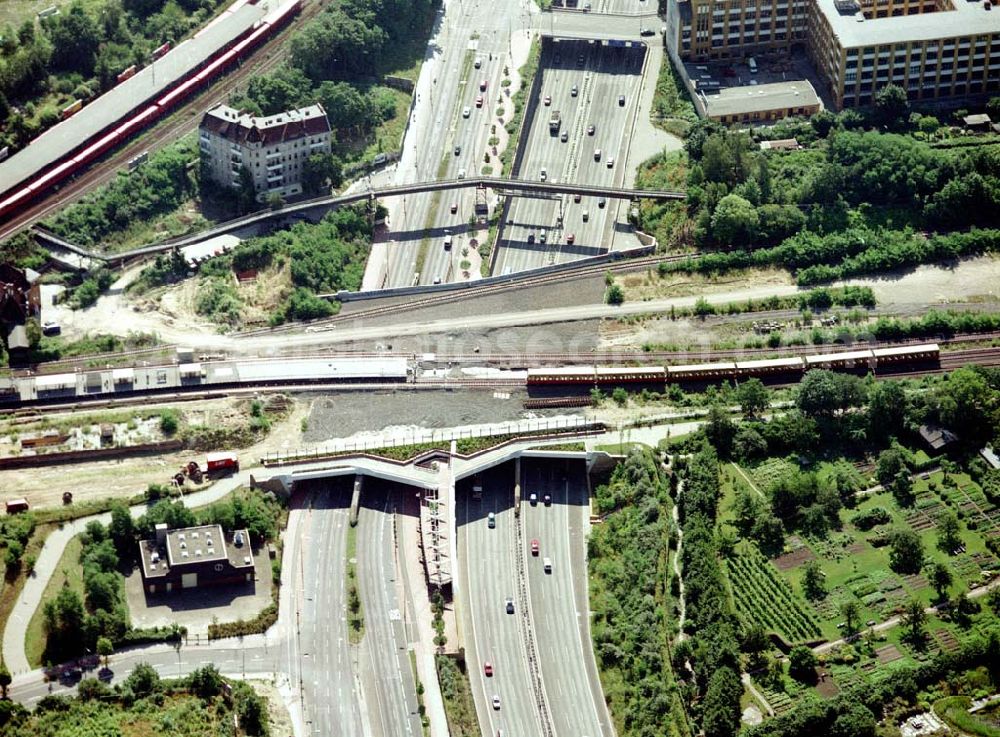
[199,103,332,201]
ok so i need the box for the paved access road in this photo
[494,39,647,276]
[459,462,544,737]
[521,458,612,737]
[357,486,423,737]
[299,483,364,737]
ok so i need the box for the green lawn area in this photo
[25,535,84,668]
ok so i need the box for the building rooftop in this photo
[0,0,267,198]
[200,103,331,147]
[919,424,959,451]
[139,524,253,579]
[814,0,1000,49]
[703,81,821,118]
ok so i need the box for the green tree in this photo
[901,598,927,648]
[801,559,826,601]
[830,703,878,737]
[96,636,113,666]
[875,446,907,487]
[937,511,962,554]
[45,2,101,75]
[704,403,735,456]
[0,661,10,698]
[732,424,767,463]
[735,378,769,419]
[159,409,179,435]
[701,666,742,737]
[788,645,818,682]
[868,381,907,441]
[841,600,860,634]
[235,682,269,736]
[711,194,758,246]
[929,561,952,601]
[123,662,161,698]
[108,503,134,557]
[611,387,628,407]
[933,367,998,444]
[302,153,343,195]
[874,84,909,129]
[604,284,624,305]
[797,370,865,417]
[889,529,924,574]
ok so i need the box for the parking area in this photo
[124,544,272,636]
[680,48,836,113]
[494,38,648,276]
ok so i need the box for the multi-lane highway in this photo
[522,458,612,737]
[299,483,365,737]
[458,459,612,737]
[382,0,532,289]
[459,462,545,737]
[495,39,647,276]
[357,487,423,737]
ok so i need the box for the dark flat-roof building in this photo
[139,523,255,594]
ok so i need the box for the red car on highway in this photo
[484,661,493,676]
[530,539,540,556]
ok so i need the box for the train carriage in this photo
[667,362,738,382]
[804,349,874,371]
[526,367,598,385]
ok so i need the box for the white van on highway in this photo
[543,557,552,573]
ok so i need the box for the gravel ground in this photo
[319,319,602,356]
[302,389,581,443]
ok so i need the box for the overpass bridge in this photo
[37,177,685,263]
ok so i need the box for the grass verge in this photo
[24,535,84,668]
[412,651,431,736]
[436,654,479,736]
[501,36,541,177]
[346,523,364,644]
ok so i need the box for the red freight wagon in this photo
[206,451,239,474]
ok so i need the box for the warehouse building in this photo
[139,523,255,594]
[701,80,821,122]
[666,0,1000,110]
[199,103,332,201]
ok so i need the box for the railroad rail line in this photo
[242,253,678,335]
[0,0,322,242]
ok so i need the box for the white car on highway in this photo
[492,695,501,710]
[463,106,471,118]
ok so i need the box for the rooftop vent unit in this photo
[181,551,189,558]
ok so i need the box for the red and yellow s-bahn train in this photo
[0,0,301,223]
[525,344,941,386]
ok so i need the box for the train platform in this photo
[0,0,268,197]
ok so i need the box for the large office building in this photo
[199,103,332,201]
[666,0,1000,110]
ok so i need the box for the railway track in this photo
[3,347,999,417]
[0,0,322,242]
[242,253,682,336]
[10,329,1000,378]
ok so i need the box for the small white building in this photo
[198,103,332,201]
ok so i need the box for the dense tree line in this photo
[660,226,1000,286]
[0,663,269,735]
[0,0,230,150]
[673,445,743,737]
[45,139,198,248]
[588,449,690,737]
